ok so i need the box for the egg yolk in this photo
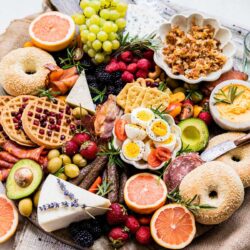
[162,134,173,144]
[124,142,140,158]
[152,121,167,136]
[137,111,153,121]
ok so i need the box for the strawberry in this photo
[118,61,127,72]
[198,111,213,125]
[137,59,150,71]
[136,69,148,79]
[135,226,152,245]
[106,203,128,225]
[124,215,140,234]
[120,51,133,63]
[143,49,154,60]
[127,63,137,73]
[121,71,134,83]
[108,227,129,248]
[105,62,120,73]
[138,215,151,225]
[80,141,98,160]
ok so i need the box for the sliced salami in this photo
[163,153,203,192]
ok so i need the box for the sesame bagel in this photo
[207,132,250,187]
[0,47,56,96]
[179,161,244,225]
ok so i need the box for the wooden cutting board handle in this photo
[234,133,250,146]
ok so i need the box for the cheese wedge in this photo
[66,71,95,113]
[37,175,111,232]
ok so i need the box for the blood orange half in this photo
[124,173,167,214]
[0,194,18,243]
[29,11,75,52]
[150,204,196,249]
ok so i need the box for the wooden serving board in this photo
[1,0,248,249]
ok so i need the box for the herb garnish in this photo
[151,105,168,121]
[113,32,161,57]
[158,81,168,92]
[38,88,60,103]
[98,141,125,168]
[214,85,244,105]
[90,86,107,104]
[96,178,113,197]
[176,144,192,156]
[167,188,216,213]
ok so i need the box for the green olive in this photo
[173,87,186,94]
[33,190,40,208]
[166,77,180,89]
[57,173,68,181]
[47,157,63,173]
[72,154,87,167]
[19,198,33,217]
[48,149,60,160]
[190,91,203,103]
[64,164,80,178]
[72,107,88,119]
[59,154,72,165]
[184,83,199,90]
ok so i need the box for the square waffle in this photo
[0,96,13,145]
[22,98,75,149]
[1,95,38,146]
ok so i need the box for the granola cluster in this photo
[163,24,227,79]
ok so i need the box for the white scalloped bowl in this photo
[209,79,250,131]
[154,13,236,84]
[113,114,182,171]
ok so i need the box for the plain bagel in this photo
[179,161,244,225]
[207,132,250,187]
[0,47,56,96]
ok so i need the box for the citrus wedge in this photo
[29,11,75,52]
[124,173,167,214]
[150,204,196,249]
[0,194,18,243]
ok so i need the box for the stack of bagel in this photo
[178,132,249,225]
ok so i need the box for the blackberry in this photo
[110,71,122,80]
[107,85,116,95]
[86,74,96,84]
[95,64,106,76]
[88,81,99,90]
[82,219,103,240]
[96,72,113,85]
[82,56,93,69]
[73,230,94,248]
[69,222,84,238]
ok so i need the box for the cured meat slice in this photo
[163,153,203,192]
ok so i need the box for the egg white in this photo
[142,140,155,161]
[154,133,176,151]
[125,124,147,140]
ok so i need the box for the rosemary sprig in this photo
[151,105,168,121]
[58,46,85,73]
[98,141,125,168]
[90,86,107,104]
[54,167,65,177]
[113,32,162,57]
[96,178,113,197]
[158,81,168,92]
[214,85,244,105]
[38,88,60,103]
[167,188,216,213]
[176,144,192,156]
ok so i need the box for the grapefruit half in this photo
[29,11,75,52]
[124,173,167,214]
[150,204,196,249]
[0,194,18,243]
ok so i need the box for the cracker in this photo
[132,87,147,109]
[141,88,170,111]
[125,85,144,113]
[116,82,139,109]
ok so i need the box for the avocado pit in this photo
[14,167,33,188]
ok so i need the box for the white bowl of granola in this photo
[154,13,235,84]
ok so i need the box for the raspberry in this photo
[136,69,148,79]
[137,58,150,71]
[127,63,137,73]
[118,61,127,71]
[120,51,133,63]
[121,71,134,83]
[143,49,154,60]
[105,62,120,73]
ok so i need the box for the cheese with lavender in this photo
[66,70,95,113]
[37,175,111,232]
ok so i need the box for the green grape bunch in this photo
[72,0,128,64]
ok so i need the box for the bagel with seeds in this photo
[0,47,56,96]
[179,161,244,225]
[207,132,250,187]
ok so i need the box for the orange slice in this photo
[29,11,75,52]
[124,173,167,214]
[150,204,196,249]
[0,194,18,243]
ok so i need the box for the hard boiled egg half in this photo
[131,108,154,128]
[154,133,176,151]
[125,124,147,140]
[146,118,170,142]
[122,139,145,161]
[143,140,155,161]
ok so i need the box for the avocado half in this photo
[178,118,209,152]
[6,159,43,200]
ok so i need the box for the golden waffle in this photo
[1,95,38,146]
[0,96,13,145]
[22,98,74,149]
